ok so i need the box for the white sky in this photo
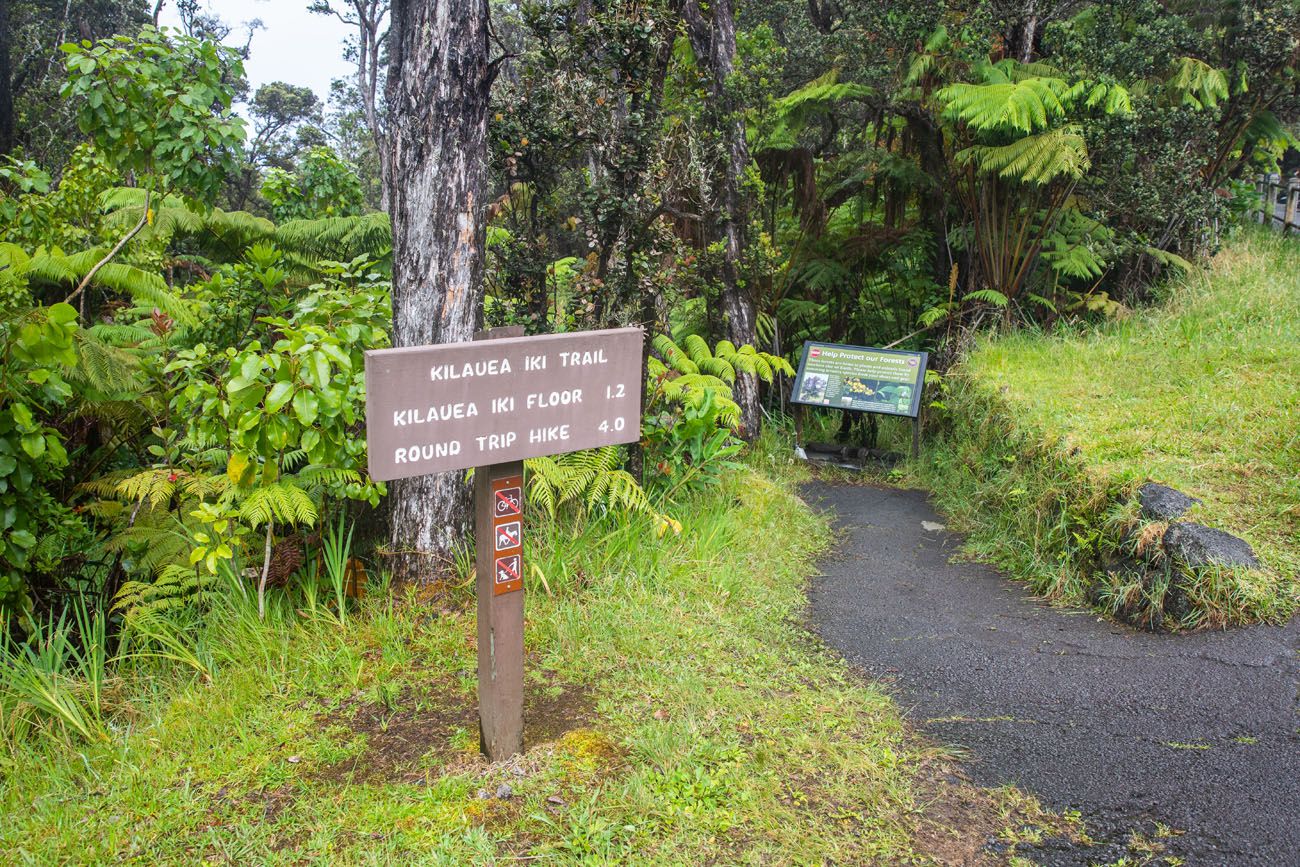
[157,0,355,107]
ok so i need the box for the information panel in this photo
[790,341,927,418]
[364,327,643,480]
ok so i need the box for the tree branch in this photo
[64,188,152,310]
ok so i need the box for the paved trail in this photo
[804,481,1300,866]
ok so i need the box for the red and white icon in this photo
[494,486,522,517]
[495,554,521,585]
[810,348,821,358]
[495,521,521,552]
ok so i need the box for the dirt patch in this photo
[315,675,594,785]
[906,755,1081,865]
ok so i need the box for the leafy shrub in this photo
[261,146,365,224]
[643,335,790,498]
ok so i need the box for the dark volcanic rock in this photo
[1137,483,1202,520]
[1163,521,1260,569]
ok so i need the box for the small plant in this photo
[319,514,355,626]
[642,333,790,499]
[0,594,110,744]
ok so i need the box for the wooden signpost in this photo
[364,326,643,760]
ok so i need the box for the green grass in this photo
[919,229,1299,627]
[0,452,1064,863]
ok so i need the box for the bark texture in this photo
[685,0,761,438]
[384,0,494,583]
[0,0,12,155]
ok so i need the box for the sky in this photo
[157,0,355,107]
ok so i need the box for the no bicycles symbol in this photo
[495,521,521,552]
[495,487,522,518]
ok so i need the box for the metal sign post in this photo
[364,325,643,762]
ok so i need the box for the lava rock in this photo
[1138,483,1202,521]
[1163,522,1260,569]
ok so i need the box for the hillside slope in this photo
[923,230,1299,627]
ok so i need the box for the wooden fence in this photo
[1256,173,1300,233]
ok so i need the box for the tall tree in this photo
[384,0,496,583]
[309,1,390,205]
[684,0,761,437]
[0,0,151,164]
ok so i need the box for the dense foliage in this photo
[0,1,1296,743]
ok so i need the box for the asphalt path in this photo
[804,481,1300,866]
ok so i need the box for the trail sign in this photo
[791,342,927,417]
[790,341,929,460]
[364,327,644,480]
[364,326,643,762]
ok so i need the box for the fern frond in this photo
[965,288,1010,307]
[116,469,178,508]
[939,75,1075,133]
[1168,57,1228,111]
[652,334,699,375]
[958,124,1090,184]
[239,483,317,528]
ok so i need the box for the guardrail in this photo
[1255,173,1300,234]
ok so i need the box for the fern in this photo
[238,482,317,528]
[959,125,1090,184]
[965,288,1010,307]
[525,447,651,520]
[1168,57,1228,111]
[116,468,179,508]
[114,563,219,618]
[939,71,1078,134]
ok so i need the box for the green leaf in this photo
[21,433,46,459]
[11,403,34,429]
[46,302,79,325]
[292,389,319,426]
[265,381,294,413]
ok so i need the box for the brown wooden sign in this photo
[363,326,644,762]
[364,327,644,481]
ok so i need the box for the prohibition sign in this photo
[495,521,521,552]
[495,554,521,586]
[495,487,522,518]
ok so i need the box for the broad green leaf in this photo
[265,381,294,413]
[293,389,319,426]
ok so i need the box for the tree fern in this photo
[959,125,1090,184]
[238,482,317,528]
[939,71,1078,134]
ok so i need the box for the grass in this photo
[918,229,1299,627]
[0,447,1066,863]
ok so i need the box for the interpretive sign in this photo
[364,327,644,481]
[790,342,927,418]
[363,326,643,763]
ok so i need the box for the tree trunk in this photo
[384,0,495,584]
[685,0,760,438]
[0,0,13,155]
